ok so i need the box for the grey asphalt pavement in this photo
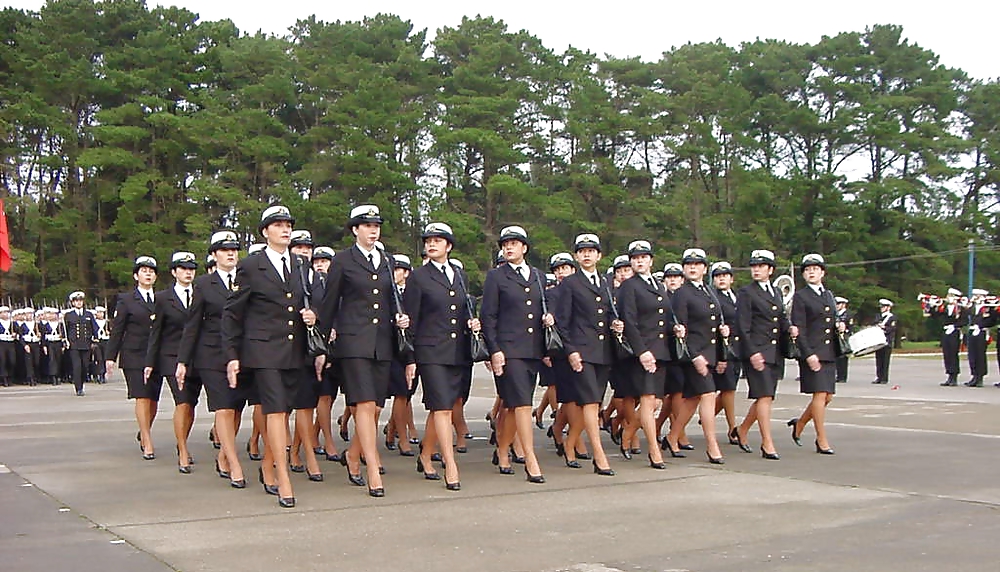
[1,355,998,572]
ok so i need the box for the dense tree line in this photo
[2,0,1000,341]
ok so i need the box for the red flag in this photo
[0,199,11,272]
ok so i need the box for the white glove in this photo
[944,325,955,335]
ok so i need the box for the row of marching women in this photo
[0,300,111,391]
[93,203,862,509]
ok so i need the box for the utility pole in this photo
[968,238,975,296]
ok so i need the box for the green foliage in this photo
[0,3,997,341]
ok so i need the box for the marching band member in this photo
[834,297,854,383]
[178,231,248,488]
[41,307,65,385]
[17,308,42,386]
[64,292,99,396]
[962,289,993,387]
[553,233,617,476]
[668,248,727,464]
[924,288,963,386]
[788,254,843,455]
[106,256,160,460]
[92,305,111,384]
[618,240,669,469]
[481,225,551,483]
[319,205,410,498]
[403,222,476,490]
[145,252,201,474]
[733,250,791,459]
[709,262,739,441]
[873,299,898,385]
[224,205,317,508]
[0,306,15,387]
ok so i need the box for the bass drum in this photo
[848,326,888,357]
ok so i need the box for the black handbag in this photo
[603,283,634,360]
[782,332,802,360]
[457,269,490,362]
[298,262,328,358]
[535,270,564,357]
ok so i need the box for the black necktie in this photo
[728,291,736,304]
[517,266,527,281]
[441,264,451,284]
[227,273,234,291]
[184,288,191,308]
[146,292,153,304]
[368,253,375,271]
[591,274,600,289]
[818,287,825,296]
[281,256,290,282]
[767,285,774,298]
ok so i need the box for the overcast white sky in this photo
[5,0,999,80]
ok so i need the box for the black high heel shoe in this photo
[592,460,615,476]
[307,472,324,482]
[230,478,247,489]
[278,496,295,508]
[619,444,632,461]
[524,465,546,484]
[492,449,514,475]
[564,457,581,469]
[679,443,695,451]
[290,464,305,473]
[576,451,592,461]
[259,467,277,495]
[788,418,802,447]
[648,453,666,470]
[178,464,192,474]
[215,460,230,479]
[727,427,740,445]
[760,446,780,460]
[445,481,461,491]
[815,440,835,455]
[417,448,441,480]
[399,447,415,457]
[385,438,397,451]
[340,452,366,486]
[706,452,725,465]
[246,441,263,461]
[368,487,385,498]
[313,446,327,456]
[664,438,686,458]
[730,427,752,453]
[509,446,525,464]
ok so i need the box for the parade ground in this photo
[2,355,999,572]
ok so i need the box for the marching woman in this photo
[386,254,418,457]
[788,254,844,455]
[667,248,727,464]
[733,250,791,459]
[656,263,691,452]
[403,222,478,490]
[535,254,574,429]
[709,262,739,441]
[177,231,249,488]
[106,256,160,460]
[617,240,669,469]
[601,254,635,442]
[481,225,551,483]
[319,205,410,498]
[223,206,318,508]
[309,246,343,462]
[145,252,201,474]
[553,234,617,476]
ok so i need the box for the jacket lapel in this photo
[257,251,286,290]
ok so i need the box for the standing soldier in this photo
[41,307,65,385]
[962,290,993,387]
[65,291,99,396]
[145,252,201,474]
[0,305,16,387]
[107,256,160,460]
[833,297,855,383]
